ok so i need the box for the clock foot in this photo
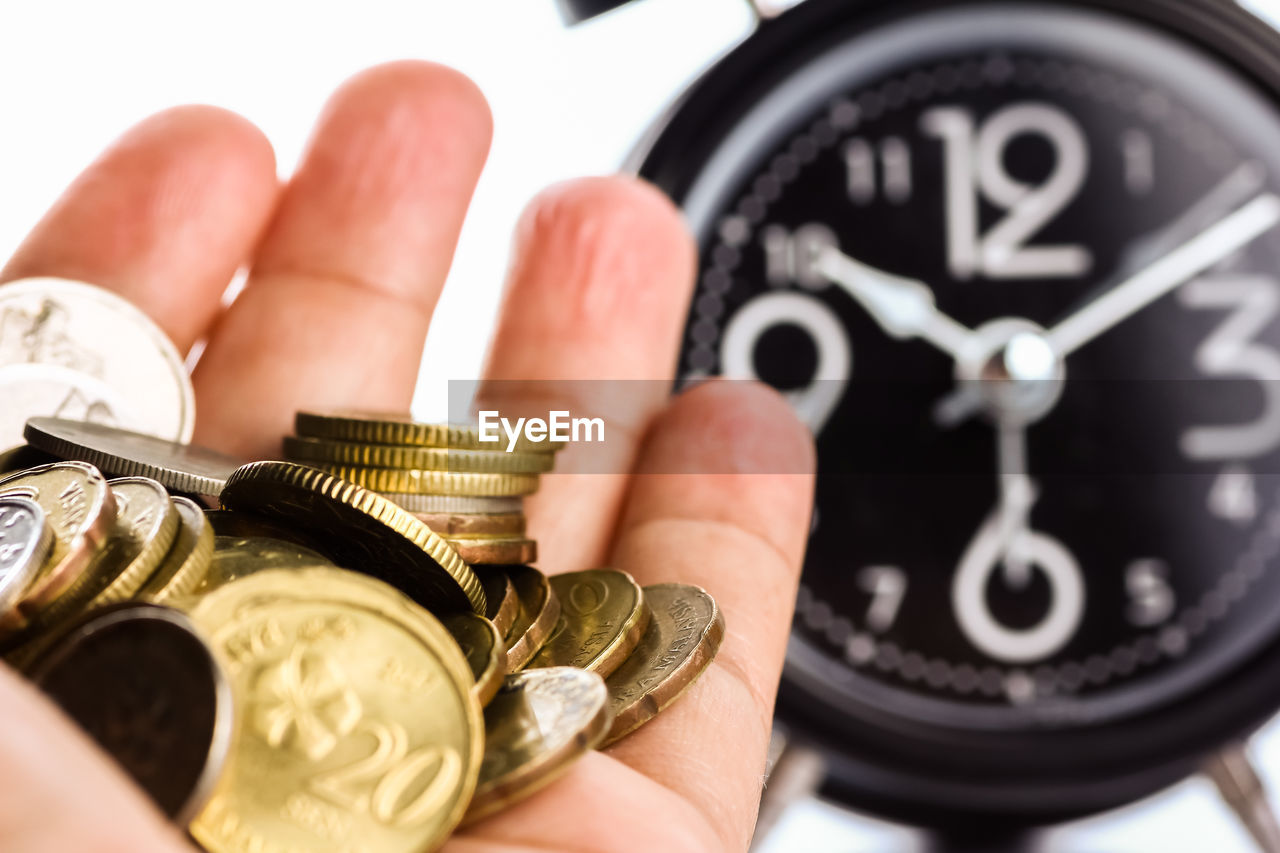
[1205,743,1280,853]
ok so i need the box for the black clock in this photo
[570,0,1280,837]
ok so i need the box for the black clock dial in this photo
[670,0,1280,740]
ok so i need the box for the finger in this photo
[479,176,695,571]
[605,381,815,851]
[2,106,278,354]
[192,61,492,457]
[0,665,187,852]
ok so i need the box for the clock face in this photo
[671,3,1280,732]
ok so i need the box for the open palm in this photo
[0,62,814,853]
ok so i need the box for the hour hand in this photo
[815,247,977,361]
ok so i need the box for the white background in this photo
[2,0,1280,849]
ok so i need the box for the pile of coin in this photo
[285,410,560,568]
[0,413,725,852]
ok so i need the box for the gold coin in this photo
[445,537,537,567]
[601,584,724,747]
[284,437,554,474]
[189,568,482,853]
[442,612,506,707]
[463,667,610,825]
[88,478,181,607]
[503,566,560,671]
[0,462,116,637]
[311,466,539,498]
[412,512,526,538]
[380,494,524,515]
[526,570,649,678]
[194,536,336,596]
[295,412,566,453]
[138,497,215,604]
[220,462,485,615]
[476,568,519,638]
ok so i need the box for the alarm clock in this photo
[568,0,1280,841]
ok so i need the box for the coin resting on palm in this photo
[138,496,215,605]
[29,603,232,824]
[446,537,537,566]
[295,411,567,453]
[443,611,507,707]
[0,496,52,613]
[475,567,519,638]
[187,568,482,853]
[194,535,335,596]
[502,565,561,671]
[526,569,650,678]
[413,512,526,538]
[0,462,117,637]
[602,584,724,746]
[5,476,181,666]
[284,436,554,474]
[88,478,182,607]
[219,462,485,615]
[311,465,540,498]
[464,667,611,824]
[24,417,244,496]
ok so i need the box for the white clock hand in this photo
[815,247,978,361]
[1115,161,1265,276]
[1045,193,1280,357]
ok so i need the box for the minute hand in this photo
[1044,193,1280,357]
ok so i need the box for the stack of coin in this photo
[286,411,563,566]
[0,417,724,853]
[0,460,216,663]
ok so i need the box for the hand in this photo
[816,245,978,360]
[0,62,814,852]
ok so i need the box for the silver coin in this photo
[0,496,52,612]
[378,492,525,514]
[0,278,195,448]
[465,666,612,823]
[0,363,131,452]
[24,418,243,496]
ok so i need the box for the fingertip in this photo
[322,59,494,151]
[11,104,279,271]
[505,174,695,337]
[256,60,493,306]
[112,103,278,182]
[3,104,279,351]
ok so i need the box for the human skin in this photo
[0,60,815,853]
